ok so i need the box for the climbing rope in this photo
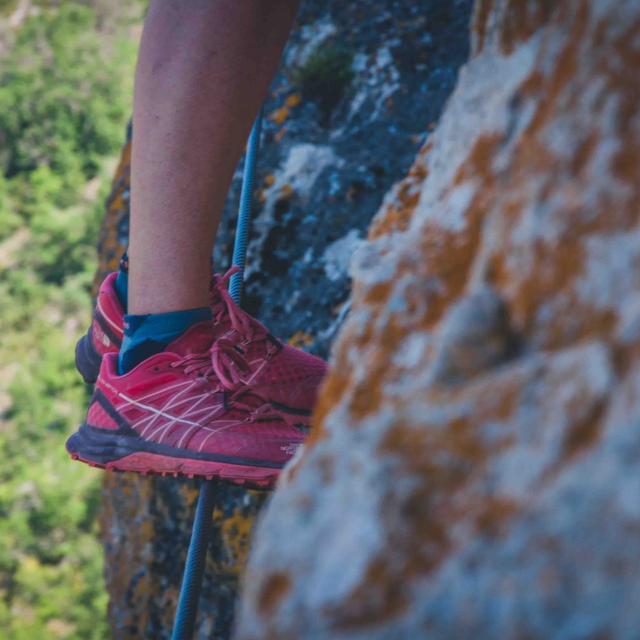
[171,111,263,640]
[230,110,263,302]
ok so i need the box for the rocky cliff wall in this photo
[95,2,472,637]
[236,1,640,638]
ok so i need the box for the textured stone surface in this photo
[215,0,472,357]
[96,2,471,637]
[236,1,640,638]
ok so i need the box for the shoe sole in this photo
[66,424,280,489]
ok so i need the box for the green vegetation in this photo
[0,2,142,638]
[292,44,353,120]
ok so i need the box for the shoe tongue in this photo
[165,321,214,356]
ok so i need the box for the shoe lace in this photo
[167,268,251,383]
[170,352,218,380]
[210,267,258,337]
[226,388,285,423]
[211,337,251,387]
[169,355,284,423]
[209,267,280,389]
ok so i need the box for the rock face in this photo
[96,2,471,638]
[236,1,640,638]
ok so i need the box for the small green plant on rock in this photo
[292,44,353,121]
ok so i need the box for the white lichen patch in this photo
[414,38,538,230]
[269,144,340,202]
[247,144,341,275]
[322,229,364,282]
[346,46,401,123]
[577,230,640,310]
[284,18,337,69]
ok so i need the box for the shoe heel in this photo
[75,327,102,384]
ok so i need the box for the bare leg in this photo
[129,0,298,314]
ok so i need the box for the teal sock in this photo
[118,307,211,374]
[115,252,129,312]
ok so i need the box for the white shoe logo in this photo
[280,443,300,456]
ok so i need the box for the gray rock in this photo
[235,1,640,638]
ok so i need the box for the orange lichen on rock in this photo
[285,93,302,108]
[268,94,302,127]
[269,106,290,126]
[287,331,314,348]
[368,140,431,240]
[256,573,291,616]
[499,0,556,54]
[471,0,494,54]
[237,2,640,638]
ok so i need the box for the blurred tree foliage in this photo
[0,2,143,638]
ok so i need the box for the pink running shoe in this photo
[67,322,304,487]
[76,268,328,423]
